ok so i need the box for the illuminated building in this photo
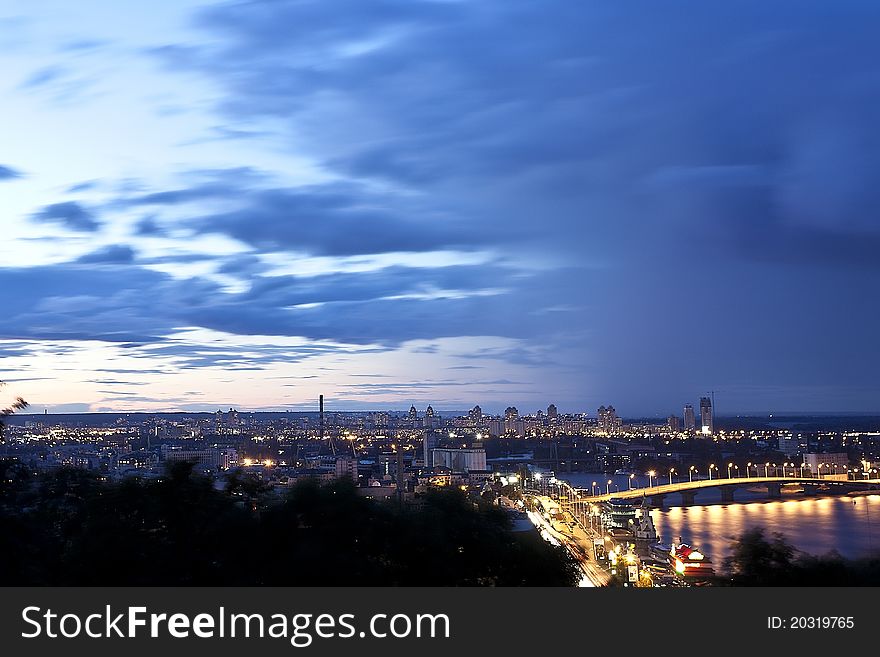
[597,405,621,435]
[699,397,713,435]
[334,455,359,481]
[683,404,695,432]
[161,445,239,471]
[802,452,849,477]
[431,447,487,473]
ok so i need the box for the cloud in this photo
[0,252,585,367]
[67,180,99,193]
[149,180,478,256]
[0,165,22,180]
[7,0,880,411]
[32,201,100,232]
[149,0,880,270]
[20,64,68,89]
[76,245,136,264]
[134,216,167,237]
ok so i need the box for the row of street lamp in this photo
[530,462,878,499]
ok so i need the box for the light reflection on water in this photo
[651,495,880,562]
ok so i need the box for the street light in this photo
[591,481,597,496]
[606,479,612,495]
[669,468,676,486]
[764,462,770,477]
[647,470,656,488]
[727,463,734,479]
[746,462,752,479]
[708,464,715,481]
[689,465,696,482]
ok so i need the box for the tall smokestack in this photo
[319,394,324,440]
[396,443,404,506]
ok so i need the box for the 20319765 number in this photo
[768,616,854,629]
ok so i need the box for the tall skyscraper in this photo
[683,404,695,432]
[597,405,620,435]
[667,415,680,433]
[547,403,558,420]
[700,396,713,435]
[468,405,482,424]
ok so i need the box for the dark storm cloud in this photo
[193,186,470,255]
[237,263,515,307]
[151,0,880,265]
[0,253,585,370]
[32,201,100,232]
[0,264,186,343]
[148,0,880,411]
[76,245,136,264]
[134,216,167,236]
[0,165,22,180]
[8,1,879,410]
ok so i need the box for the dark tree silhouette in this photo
[0,380,28,443]
[0,464,580,586]
[722,527,880,586]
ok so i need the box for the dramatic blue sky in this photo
[2,0,879,416]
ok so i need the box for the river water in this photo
[553,472,880,562]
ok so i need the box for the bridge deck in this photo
[572,476,880,503]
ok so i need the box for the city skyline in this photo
[3,1,880,415]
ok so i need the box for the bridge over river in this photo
[571,476,880,506]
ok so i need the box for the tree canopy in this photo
[0,462,579,586]
[722,527,880,586]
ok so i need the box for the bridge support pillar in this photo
[680,491,696,505]
[650,494,666,508]
[720,487,735,503]
[767,482,782,499]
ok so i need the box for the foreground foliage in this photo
[722,527,880,585]
[0,461,579,586]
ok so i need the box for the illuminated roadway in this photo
[526,497,611,587]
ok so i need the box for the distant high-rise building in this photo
[683,404,696,432]
[431,447,487,473]
[424,405,439,430]
[700,397,713,435]
[408,405,418,420]
[504,406,519,420]
[468,405,483,424]
[334,455,358,481]
[423,433,438,467]
[597,405,620,435]
[667,415,680,433]
[547,404,558,420]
